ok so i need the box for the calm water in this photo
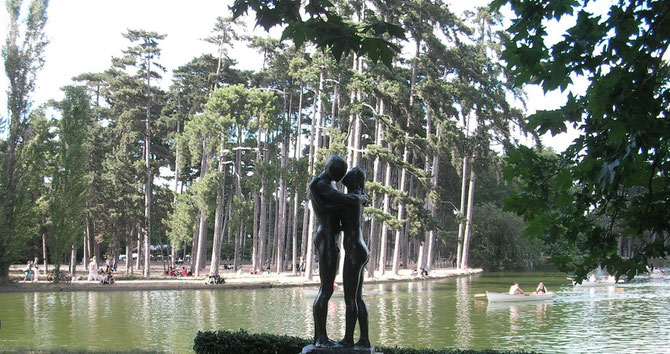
[1,272,669,353]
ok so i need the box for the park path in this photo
[1,266,482,292]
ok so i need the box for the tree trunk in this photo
[270,198,278,267]
[426,123,441,270]
[460,168,476,269]
[144,56,152,278]
[191,220,199,272]
[347,54,364,168]
[456,114,471,269]
[340,54,364,278]
[416,242,424,273]
[293,85,304,275]
[222,191,232,263]
[195,141,210,277]
[252,190,259,269]
[238,224,244,271]
[70,245,77,276]
[171,120,181,269]
[233,128,243,270]
[291,191,300,275]
[304,67,325,280]
[126,234,132,275]
[83,213,89,269]
[42,229,48,273]
[378,160,392,275]
[328,75,340,148]
[209,138,227,276]
[198,223,209,273]
[252,119,264,271]
[277,182,287,273]
[276,92,288,273]
[257,127,268,270]
[367,99,384,278]
[158,228,166,272]
[392,144,410,275]
[94,238,101,269]
[135,228,141,271]
[258,180,267,270]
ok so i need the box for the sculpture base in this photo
[301,344,377,354]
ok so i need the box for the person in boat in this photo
[536,282,547,294]
[509,282,526,295]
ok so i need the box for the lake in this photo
[1,272,668,353]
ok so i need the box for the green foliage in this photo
[0,0,49,282]
[166,192,197,250]
[469,203,541,271]
[48,86,92,270]
[193,329,529,354]
[494,0,670,280]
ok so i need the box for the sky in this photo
[0,0,576,151]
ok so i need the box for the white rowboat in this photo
[486,291,553,302]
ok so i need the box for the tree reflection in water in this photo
[455,276,472,348]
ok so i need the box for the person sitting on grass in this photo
[207,273,225,284]
[420,267,429,278]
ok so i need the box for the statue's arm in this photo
[313,181,364,208]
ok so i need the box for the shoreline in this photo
[0,267,483,293]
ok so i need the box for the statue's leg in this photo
[313,233,339,347]
[355,246,371,348]
[339,250,358,347]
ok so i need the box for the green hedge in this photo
[193,329,534,354]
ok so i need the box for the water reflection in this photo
[455,276,472,348]
[390,282,401,343]
[1,274,669,353]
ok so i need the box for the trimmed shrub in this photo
[194,329,309,354]
[193,330,534,354]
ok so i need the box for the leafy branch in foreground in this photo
[495,0,670,281]
[230,0,406,67]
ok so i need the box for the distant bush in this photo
[193,329,534,354]
[469,203,542,272]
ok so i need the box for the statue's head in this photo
[324,155,348,181]
[342,167,365,191]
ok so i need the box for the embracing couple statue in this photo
[303,155,373,353]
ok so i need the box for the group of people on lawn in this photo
[167,266,192,277]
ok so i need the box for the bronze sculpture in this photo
[303,156,374,353]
